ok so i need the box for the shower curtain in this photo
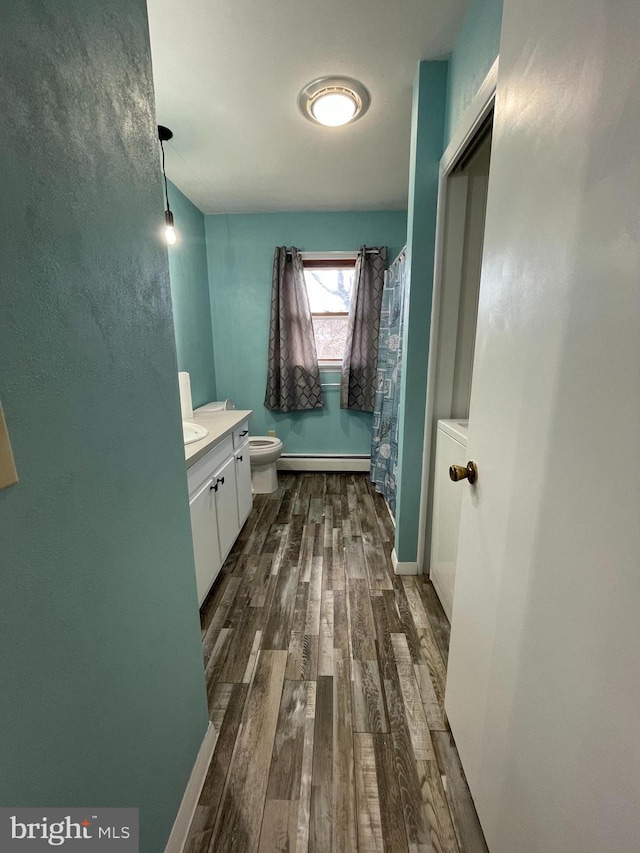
[370,247,407,517]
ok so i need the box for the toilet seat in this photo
[249,436,283,467]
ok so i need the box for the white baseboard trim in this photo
[164,722,218,853]
[278,456,370,472]
[391,548,419,576]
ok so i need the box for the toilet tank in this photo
[194,399,236,412]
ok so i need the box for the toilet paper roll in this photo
[178,372,193,420]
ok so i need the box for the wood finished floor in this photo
[188,473,488,853]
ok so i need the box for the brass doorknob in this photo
[449,461,478,485]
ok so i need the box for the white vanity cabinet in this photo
[233,427,252,527]
[186,415,253,606]
[189,477,221,605]
[212,454,239,565]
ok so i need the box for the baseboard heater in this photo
[277,454,370,472]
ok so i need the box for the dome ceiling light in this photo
[298,77,370,127]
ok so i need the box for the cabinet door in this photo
[189,479,221,605]
[234,440,253,526]
[429,430,466,621]
[213,455,240,562]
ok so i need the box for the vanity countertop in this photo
[184,410,253,469]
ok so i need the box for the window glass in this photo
[311,315,350,361]
[303,265,354,362]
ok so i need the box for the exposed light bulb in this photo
[164,209,177,246]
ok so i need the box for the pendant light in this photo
[158,125,177,246]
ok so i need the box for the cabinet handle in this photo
[239,430,248,437]
[237,454,243,462]
[216,476,225,486]
[210,483,218,492]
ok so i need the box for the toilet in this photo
[249,436,283,494]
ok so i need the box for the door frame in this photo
[416,57,499,575]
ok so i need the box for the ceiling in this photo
[147,0,467,214]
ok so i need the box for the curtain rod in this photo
[391,244,407,265]
[285,248,383,256]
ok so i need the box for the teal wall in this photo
[205,211,407,453]
[167,180,216,407]
[0,3,208,852]
[393,0,504,562]
[444,0,503,144]
[395,62,449,564]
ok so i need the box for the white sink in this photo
[183,421,208,445]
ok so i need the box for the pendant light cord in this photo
[160,139,171,214]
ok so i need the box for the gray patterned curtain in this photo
[264,246,324,412]
[340,246,387,411]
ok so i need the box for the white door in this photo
[445,1,640,851]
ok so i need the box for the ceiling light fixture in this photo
[157,125,177,246]
[298,77,370,127]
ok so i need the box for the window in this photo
[303,258,355,363]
